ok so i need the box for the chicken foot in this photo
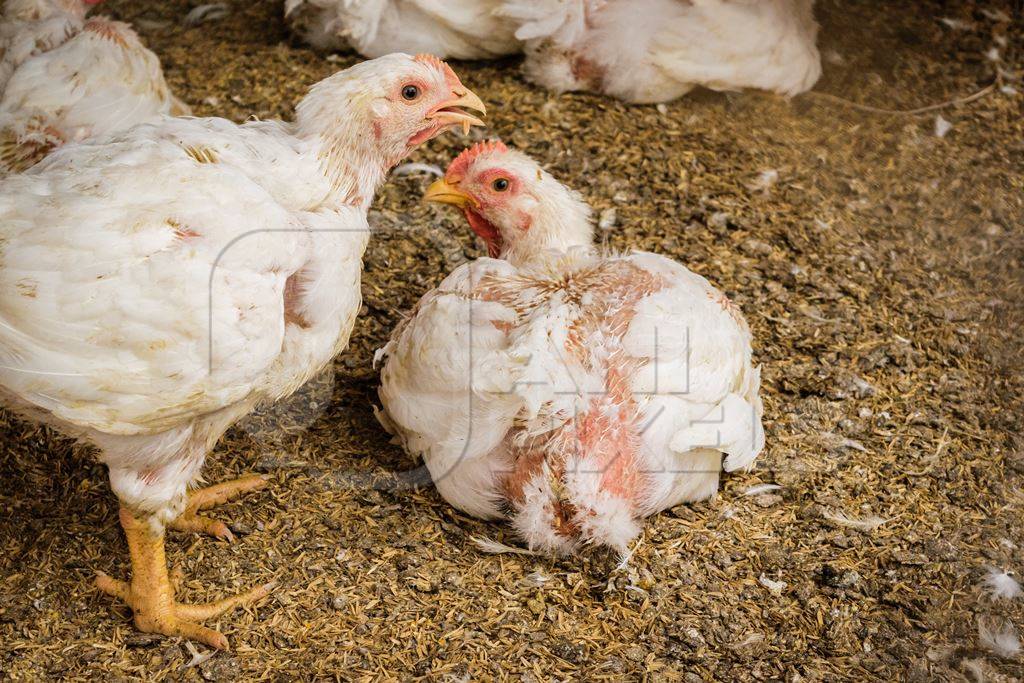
[168,474,269,542]
[96,507,273,650]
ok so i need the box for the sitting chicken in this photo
[0,53,484,647]
[0,0,189,175]
[377,142,763,554]
[498,0,821,103]
[285,0,520,60]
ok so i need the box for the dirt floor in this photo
[1,0,1023,680]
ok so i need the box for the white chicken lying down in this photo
[285,0,520,60]
[0,0,190,175]
[498,0,821,103]
[0,53,484,648]
[377,142,764,554]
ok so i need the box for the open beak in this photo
[424,178,476,208]
[428,88,486,135]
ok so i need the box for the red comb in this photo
[446,140,509,181]
[414,53,460,89]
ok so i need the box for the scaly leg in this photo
[168,474,269,541]
[96,507,273,650]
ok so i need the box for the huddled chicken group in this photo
[0,0,796,650]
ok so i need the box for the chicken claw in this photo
[97,508,273,650]
[168,474,270,542]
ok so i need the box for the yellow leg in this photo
[96,508,273,650]
[168,474,269,542]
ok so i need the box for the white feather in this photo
[822,510,890,532]
[744,483,781,496]
[471,535,538,556]
[392,162,443,177]
[982,567,1023,601]
[978,617,1021,659]
[758,573,787,595]
[183,3,229,26]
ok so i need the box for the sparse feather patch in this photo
[446,140,508,182]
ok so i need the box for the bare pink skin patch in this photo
[474,260,667,544]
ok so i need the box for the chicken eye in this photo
[491,178,510,192]
[401,84,420,101]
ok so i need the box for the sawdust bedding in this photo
[1,0,1022,680]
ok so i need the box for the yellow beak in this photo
[424,178,476,208]
[428,88,487,135]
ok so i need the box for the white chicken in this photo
[285,0,521,60]
[0,53,484,647]
[377,142,764,554]
[0,0,189,175]
[498,0,822,103]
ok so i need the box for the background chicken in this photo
[498,0,821,103]
[285,0,520,60]
[0,0,189,175]
[0,53,483,647]
[377,142,764,554]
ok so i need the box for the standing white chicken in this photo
[377,142,764,554]
[0,53,484,647]
[0,0,189,175]
[285,0,521,60]
[498,0,821,103]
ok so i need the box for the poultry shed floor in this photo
[1,0,1022,680]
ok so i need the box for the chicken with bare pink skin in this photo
[0,54,484,648]
[377,142,764,555]
[0,0,190,175]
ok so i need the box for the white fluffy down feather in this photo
[285,0,521,59]
[0,0,189,175]
[982,566,1023,601]
[498,0,822,103]
[978,617,1022,660]
[378,143,764,554]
